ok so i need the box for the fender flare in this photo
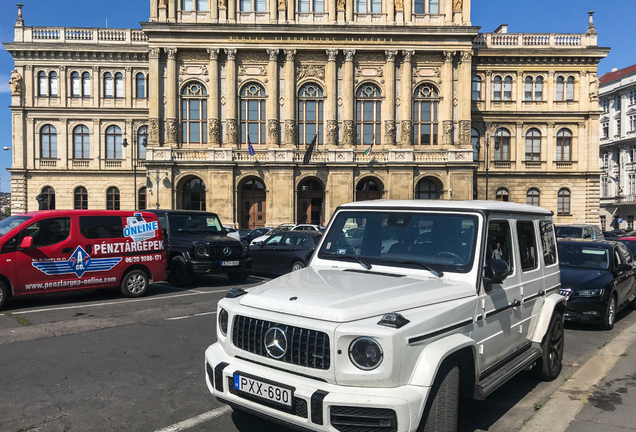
[409,333,478,388]
[530,293,566,343]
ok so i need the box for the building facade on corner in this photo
[4,1,608,228]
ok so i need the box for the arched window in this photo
[524,76,544,101]
[356,0,381,13]
[82,72,91,97]
[472,76,482,101]
[38,71,47,97]
[74,186,88,210]
[240,83,265,145]
[503,76,513,100]
[493,75,502,101]
[104,72,113,98]
[49,72,58,97]
[556,76,564,101]
[136,73,146,99]
[114,72,124,98]
[526,188,540,206]
[534,76,543,100]
[415,178,439,199]
[137,125,148,159]
[40,186,55,210]
[558,188,570,215]
[40,125,57,159]
[413,84,439,145]
[182,178,206,211]
[471,128,480,161]
[138,187,147,210]
[105,125,123,159]
[298,83,324,147]
[556,128,572,162]
[73,125,90,159]
[566,76,575,101]
[71,72,81,97]
[496,188,509,202]
[525,128,541,161]
[106,187,120,210]
[356,83,382,145]
[182,81,208,145]
[298,0,324,12]
[494,128,510,161]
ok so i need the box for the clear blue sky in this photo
[0,0,633,194]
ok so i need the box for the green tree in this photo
[3,206,10,217]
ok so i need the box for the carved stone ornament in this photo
[285,49,297,62]
[278,0,286,10]
[395,0,404,11]
[166,119,178,143]
[225,49,237,61]
[209,119,221,144]
[178,51,208,62]
[385,50,398,62]
[337,96,343,106]
[460,51,473,62]
[226,119,238,144]
[8,70,22,96]
[356,67,383,78]
[326,49,338,62]
[453,97,459,107]
[218,0,227,7]
[149,118,160,143]
[443,51,454,63]
[285,120,297,145]
[402,50,415,62]
[400,120,413,145]
[589,73,599,101]
[453,0,463,12]
[414,54,444,64]
[442,121,453,144]
[326,120,338,145]
[384,120,396,145]
[459,120,471,145]
[220,95,227,105]
[279,96,285,106]
[297,65,326,81]
[267,119,280,145]
[239,66,267,76]
[149,48,161,59]
[207,48,220,61]
[342,120,355,145]
[344,49,356,62]
[266,48,280,61]
[215,151,226,160]
[395,97,401,107]
[166,48,178,60]
[337,0,345,10]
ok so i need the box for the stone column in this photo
[165,47,178,146]
[148,48,161,146]
[228,0,236,23]
[207,48,221,145]
[484,69,492,111]
[269,0,277,22]
[92,66,99,109]
[441,50,454,146]
[400,50,414,146]
[211,0,219,21]
[387,0,395,22]
[457,51,472,146]
[405,0,412,23]
[125,66,133,107]
[516,70,523,111]
[342,49,356,146]
[150,0,158,21]
[287,0,295,22]
[169,0,176,21]
[345,0,353,22]
[266,48,280,146]
[325,49,339,146]
[225,48,238,146]
[384,50,397,146]
[284,49,297,147]
[546,122,554,167]
[60,66,67,108]
[328,0,336,22]
[547,70,555,110]
[24,65,33,107]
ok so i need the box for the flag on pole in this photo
[303,135,317,165]
[363,134,375,155]
[248,135,256,156]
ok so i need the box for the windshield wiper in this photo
[332,254,373,270]
[380,259,443,277]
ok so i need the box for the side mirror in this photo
[20,236,34,249]
[162,228,168,237]
[483,259,509,292]
[616,263,632,272]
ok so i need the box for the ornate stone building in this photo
[4,1,608,228]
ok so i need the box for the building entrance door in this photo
[240,178,266,229]
[297,179,324,225]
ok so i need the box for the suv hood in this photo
[240,267,476,322]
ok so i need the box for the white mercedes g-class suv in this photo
[205,200,565,432]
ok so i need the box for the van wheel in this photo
[0,281,8,309]
[291,261,305,272]
[532,311,564,381]
[417,361,459,432]
[121,270,149,298]
[227,272,249,283]
[601,295,617,330]
[169,256,193,287]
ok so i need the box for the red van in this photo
[0,210,167,309]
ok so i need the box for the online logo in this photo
[124,213,158,242]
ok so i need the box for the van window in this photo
[486,220,514,273]
[80,216,125,239]
[26,217,71,247]
[517,221,538,271]
[540,220,557,266]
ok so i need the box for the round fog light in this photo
[218,308,229,336]
[349,337,383,370]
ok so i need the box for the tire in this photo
[601,294,617,330]
[532,311,564,381]
[630,296,636,311]
[0,281,8,310]
[227,272,249,283]
[417,361,459,432]
[291,261,305,272]
[169,256,193,287]
[120,269,149,298]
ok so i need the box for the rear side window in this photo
[80,216,125,239]
[517,221,538,271]
[540,220,557,266]
[486,220,514,273]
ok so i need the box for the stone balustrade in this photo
[473,32,595,49]
[16,27,148,44]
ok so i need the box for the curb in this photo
[519,318,636,432]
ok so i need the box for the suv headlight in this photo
[195,245,209,258]
[349,337,383,370]
[575,288,604,297]
[218,308,229,336]
[242,243,249,254]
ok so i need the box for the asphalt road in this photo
[1,276,635,432]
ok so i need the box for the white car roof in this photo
[339,200,553,216]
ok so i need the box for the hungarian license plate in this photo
[221,261,239,266]
[233,373,293,407]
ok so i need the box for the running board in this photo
[474,346,542,400]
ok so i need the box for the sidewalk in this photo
[519,317,636,432]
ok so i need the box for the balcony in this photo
[473,32,596,50]
[15,27,148,44]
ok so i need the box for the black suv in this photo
[146,210,251,286]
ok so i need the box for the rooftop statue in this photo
[9,70,22,96]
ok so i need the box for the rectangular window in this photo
[39,74,47,97]
[493,80,501,101]
[629,174,635,195]
[503,79,512,101]
[83,76,91,97]
[256,0,266,11]
[314,0,324,12]
[356,0,366,13]
[72,77,81,97]
[414,0,424,13]
[197,0,208,10]
[630,115,636,132]
[602,122,609,138]
[617,119,621,136]
[472,78,481,100]
[299,0,309,12]
[616,97,621,111]
[630,90,636,106]
[534,79,543,100]
[371,0,381,13]
[540,220,557,266]
[486,220,514,272]
[517,220,538,271]
[600,215,606,231]
[240,0,251,11]
[429,0,439,14]
[601,99,610,113]
[80,216,125,239]
[105,78,113,98]
[629,216,634,231]
[50,76,58,97]
[183,0,194,10]
[525,80,532,101]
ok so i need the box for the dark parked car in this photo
[558,239,636,330]
[249,231,321,276]
[618,236,636,255]
[240,227,272,244]
[555,224,604,240]
[146,210,251,286]
[602,229,628,241]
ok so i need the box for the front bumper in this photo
[205,343,429,432]
[189,257,252,274]
[564,297,608,323]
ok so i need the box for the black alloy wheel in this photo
[533,311,564,381]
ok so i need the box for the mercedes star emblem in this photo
[264,327,288,359]
[223,246,231,256]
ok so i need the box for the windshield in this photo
[269,225,295,235]
[168,214,223,233]
[318,211,478,273]
[555,226,583,238]
[558,243,610,270]
[0,215,33,236]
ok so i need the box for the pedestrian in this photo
[492,242,503,260]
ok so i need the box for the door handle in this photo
[513,299,522,307]
[61,247,74,253]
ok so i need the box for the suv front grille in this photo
[210,245,243,258]
[232,315,331,370]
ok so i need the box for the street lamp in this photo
[148,169,164,209]
[476,124,500,200]
[2,147,13,195]
[122,135,147,210]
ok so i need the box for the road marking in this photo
[14,289,230,315]
[166,311,218,320]
[154,406,232,432]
